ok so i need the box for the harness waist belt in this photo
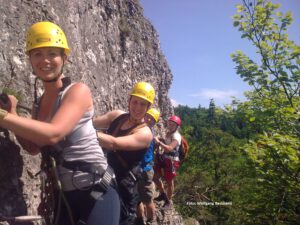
[94,165,116,192]
[164,155,179,161]
[57,161,115,192]
[62,160,106,175]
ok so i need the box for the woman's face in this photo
[129,96,150,122]
[29,47,66,81]
[144,114,156,128]
[167,120,178,132]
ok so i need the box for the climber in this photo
[93,81,155,225]
[0,21,120,225]
[153,115,182,209]
[135,108,160,225]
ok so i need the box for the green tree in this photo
[175,104,209,141]
[232,0,300,135]
[220,99,252,139]
[175,126,249,225]
[207,99,217,127]
[175,104,252,224]
[231,0,300,224]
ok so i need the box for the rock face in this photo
[155,200,185,225]
[0,0,173,222]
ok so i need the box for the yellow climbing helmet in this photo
[25,21,70,55]
[130,82,155,104]
[146,108,160,123]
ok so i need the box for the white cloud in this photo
[190,89,239,100]
[170,89,243,108]
[170,98,180,107]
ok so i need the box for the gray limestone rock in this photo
[0,0,177,223]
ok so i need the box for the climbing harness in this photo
[38,146,116,225]
[36,77,116,225]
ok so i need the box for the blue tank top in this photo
[141,140,155,172]
[140,129,155,172]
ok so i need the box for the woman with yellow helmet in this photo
[93,81,155,225]
[0,21,120,225]
[135,108,160,225]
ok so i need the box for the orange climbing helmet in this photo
[168,115,181,126]
[130,82,155,104]
[25,21,70,55]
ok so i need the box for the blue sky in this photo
[139,0,300,108]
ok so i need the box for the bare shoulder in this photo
[68,82,91,95]
[142,124,152,134]
[94,109,126,127]
[60,83,92,102]
[61,82,92,109]
[135,124,153,139]
[108,109,126,121]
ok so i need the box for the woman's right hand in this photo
[0,93,12,112]
[5,95,18,114]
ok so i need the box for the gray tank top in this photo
[51,83,107,169]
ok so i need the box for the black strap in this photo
[62,160,105,176]
[106,113,129,135]
[107,113,146,170]
[33,76,72,119]
[93,165,116,191]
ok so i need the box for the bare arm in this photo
[1,96,41,155]
[155,136,178,153]
[0,83,92,148]
[15,135,40,155]
[93,109,125,130]
[97,125,153,151]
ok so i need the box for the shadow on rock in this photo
[0,133,33,225]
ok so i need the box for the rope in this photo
[49,156,75,225]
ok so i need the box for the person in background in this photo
[153,115,182,208]
[93,81,155,225]
[0,21,120,225]
[135,108,160,225]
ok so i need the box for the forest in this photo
[173,1,300,224]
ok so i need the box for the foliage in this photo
[232,0,300,107]
[231,0,300,135]
[1,87,23,102]
[175,105,251,224]
[230,0,300,223]
[175,104,208,141]
[173,0,300,224]
[244,133,300,224]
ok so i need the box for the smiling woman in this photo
[29,47,66,82]
[93,81,155,225]
[0,21,120,225]
[26,22,69,83]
